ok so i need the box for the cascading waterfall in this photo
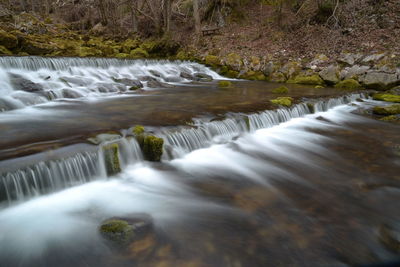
[161,93,368,158]
[0,137,144,203]
[0,56,222,112]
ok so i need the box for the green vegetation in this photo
[270,96,294,107]
[334,79,362,90]
[103,143,121,176]
[218,80,233,87]
[373,104,400,116]
[271,86,288,94]
[143,135,164,162]
[373,94,400,103]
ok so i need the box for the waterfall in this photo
[0,57,222,112]
[161,93,368,158]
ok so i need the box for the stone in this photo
[362,53,385,64]
[99,214,153,247]
[224,53,243,71]
[9,74,43,92]
[249,56,262,71]
[319,65,340,84]
[0,45,12,55]
[205,55,221,66]
[339,65,370,80]
[180,71,194,80]
[113,78,143,90]
[61,88,84,99]
[291,74,324,85]
[194,73,213,82]
[147,80,174,88]
[88,133,121,145]
[269,72,286,83]
[359,71,399,90]
[143,135,164,162]
[337,53,363,66]
[103,143,121,176]
[60,76,94,87]
[373,104,400,115]
[130,47,149,59]
[270,97,294,107]
[218,80,232,88]
[280,61,302,80]
[372,94,400,103]
[334,79,362,90]
[379,225,400,252]
[21,39,54,55]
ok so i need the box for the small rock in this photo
[194,73,213,82]
[9,74,43,92]
[61,88,84,99]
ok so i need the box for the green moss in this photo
[133,125,145,135]
[240,71,266,81]
[334,79,361,90]
[291,74,324,85]
[0,30,18,49]
[99,219,133,245]
[205,55,221,66]
[0,45,12,55]
[78,46,102,57]
[225,70,239,78]
[379,115,398,122]
[130,47,149,59]
[271,86,288,94]
[270,97,294,107]
[373,104,400,115]
[103,143,121,176]
[315,85,324,89]
[307,103,315,113]
[115,53,130,59]
[143,135,164,162]
[373,94,400,103]
[121,39,139,54]
[218,80,233,88]
[21,39,55,55]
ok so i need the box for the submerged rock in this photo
[194,73,213,82]
[9,74,43,92]
[271,86,289,94]
[99,214,154,247]
[218,80,232,88]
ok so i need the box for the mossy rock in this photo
[240,71,266,81]
[0,45,12,55]
[0,29,18,49]
[115,53,130,59]
[103,143,121,176]
[78,46,102,57]
[130,47,149,59]
[380,115,398,122]
[334,79,362,90]
[373,104,400,115]
[225,70,239,78]
[271,86,288,94]
[143,135,164,162]
[224,53,243,71]
[315,85,324,89]
[270,72,287,83]
[205,55,221,67]
[133,125,145,135]
[218,80,232,88]
[373,94,400,103]
[291,74,324,85]
[21,39,55,55]
[99,219,133,245]
[270,97,294,107]
[121,39,139,54]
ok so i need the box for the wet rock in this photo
[103,143,121,176]
[218,80,232,88]
[334,79,362,90]
[280,61,302,80]
[61,88,84,99]
[379,115,399,122]
[239,71,266,81]
[372,93,400,103]
[339,65,370,80]
[164,76,181,83]
[373,104,400,115]
[99,214,154,247]
[180,71,194,80]
[88,133,121,145]
[143,135,164,162]
[0,98,19,112]
[319,65,340,84]
[291,74,324,85]
[113,78,143,90]
[389,86,400,95]
[9,74,43,92]
[194,73,213,82]
[149,70,163,78]
[205,55,221,67]
[379,224,400,252]
[270,97,293,107]
[96,83,125,93]
[60,76,94,87]
[147,80,174,88]
[359,71,399,90]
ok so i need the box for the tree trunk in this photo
[193,0,201,35]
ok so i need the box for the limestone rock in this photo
[359,71,399,90]
[319,65,340,84]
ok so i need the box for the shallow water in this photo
[0,57,399,267]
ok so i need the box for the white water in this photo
[0,101,381,266]
[0,57,222,111]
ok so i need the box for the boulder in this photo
[362,53,385,64]
[224,53,243,72]
[291,74,324,85]
[60,76,94,87]
[205,55,221,67]
[319,65,340,84]
[21,39,54,55]
[149,70,163,78]
[130,47,149,59]
[113,78,143,90]
[143,135,164,162]
[9,74,43,92]
[339,65,370,80]
[334,79,362,90]
[147,80,174,88]
[359,71,399,90]
[180,71,194,80]
[337,53,363,66]
[270,97,293,107]
[269,72,286,83]
[372,94,400,103]
[280,61,302,80]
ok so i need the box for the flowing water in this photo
[0,57,399,267]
